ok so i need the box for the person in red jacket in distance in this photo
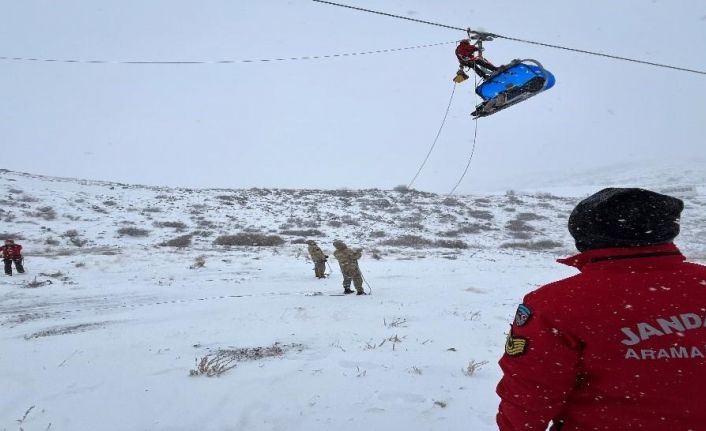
[496,188,706,431]
[1,239,24,276]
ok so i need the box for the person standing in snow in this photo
[496,188,706,431]
[1,239,25,276]
[305,240,328,279]
[332,240,365,295]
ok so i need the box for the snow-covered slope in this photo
[1,169,705,431]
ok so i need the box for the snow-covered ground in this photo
[1,168,705,430]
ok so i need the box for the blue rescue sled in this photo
[472,59,555,118]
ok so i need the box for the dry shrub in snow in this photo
[340,216,360,226]
[190,230,213,238]
[499,240,563,250]
[533,192,562,200]
[29,206,57,221]
[70,237,88,247]
[400,222,424,231]
[300,220,321,229]
[190,255,206,269]
[369,230,387,238]
[508,231,533,240]
[439,223,491,237]
[381,235,467,249]
[154,221,188,231]
[381,235,433,248]
[45,237,60,246]
[161,234,192,248]
[190,351,238,377]
[117,227,150,237]
[514,212,547,222]
[214,233,284,247]
[23,277,53,289]
[24,322,103,340]
[91,205,109,214]
[62,229,80,238]
[462,359,489,377]
[18,195,40,203]
[434,239,468,249]
[61,229,87,247]
[196,219,217,228]
[279,229,324,237]
[189,343,301,377]
[468,209,494,220]
[505,219,535,233]
[0,232,25,240]
[442,197,463,207]
[392,184,412,193]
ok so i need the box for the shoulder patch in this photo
[513,304,532,327]
[505,331,528,356]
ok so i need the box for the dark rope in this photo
[448,117,479,195]
[407,82,457,188]
[313,0,706,76]
[448,74,480,196]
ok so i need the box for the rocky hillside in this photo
[1,169,705,261]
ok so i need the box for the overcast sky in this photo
[2,0,705,193]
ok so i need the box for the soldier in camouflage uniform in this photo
[306,240,328,279]
[332,239,366,295]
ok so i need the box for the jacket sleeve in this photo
[496,293,582,431]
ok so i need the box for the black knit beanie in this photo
[568,188,683,252]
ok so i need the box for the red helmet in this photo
[459,39,471,45]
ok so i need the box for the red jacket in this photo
[497,243,706,431]
[0,244,22,259]
[455,42,479,63]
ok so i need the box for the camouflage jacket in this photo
[307,244,327,262]
[333,247,362,276]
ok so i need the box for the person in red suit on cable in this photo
[454,39,497,82]
[1,239,25,276]
[496,188,706,430]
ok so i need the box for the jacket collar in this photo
[557,243,684,271]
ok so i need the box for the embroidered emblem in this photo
[514,304,532,327]
[505,332,528,356]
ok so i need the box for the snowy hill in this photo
[503,159,706,198]
[1,168,705,431]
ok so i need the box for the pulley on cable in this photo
[453,29,556,118]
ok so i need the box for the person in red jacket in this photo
[496,188,706,431]
[1,239,24,276]
[454,39,497,82]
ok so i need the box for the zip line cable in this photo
[407,82,457,189]
[0,41,455,65]
[312,0,706,76]
[313,0,466,32]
